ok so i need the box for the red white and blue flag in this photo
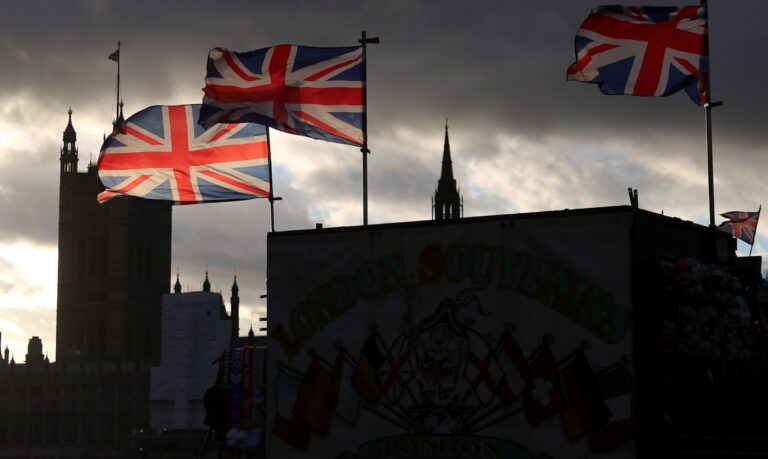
[567,5,709,105]
[97,105,270,205]
[718,209,761,245]
[200,45,364,146]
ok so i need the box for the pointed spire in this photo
[113,100,126,134]
[203,270,211,292]
[3,346,8,364]
[248,324,255,338]
[10,354,15,365]
[433,119,463,220]
[230,274,240,343]
[174,272,182,294]
[61,108,79,174]
[63,107,77,143]
[440,118,454,181]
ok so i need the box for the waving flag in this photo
[718,209,761,245]
[567,5,708,105]
[97,105,270,204]
[201,45,364,146]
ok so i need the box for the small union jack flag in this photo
[97,105,270,205]
[718,208,761,245]
[201,45,364,146]
[567,5,708,105]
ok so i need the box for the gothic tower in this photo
[433,121,463,220]
[55,109,172,363]
[231,276,240,343]
[60,108,78,175]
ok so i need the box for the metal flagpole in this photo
[359,31,379,226]
[116,41,121,122]
[266,126,280,233]
[749,205,761,257]
[702,0,722,228]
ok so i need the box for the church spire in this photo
[231,275,240,343]
[113,99,125,133]
[203,270,211,292]
[174,272,182,294]
[440,119,455,181]
[433,119,463,220]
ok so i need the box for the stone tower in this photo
[55,109,172,363]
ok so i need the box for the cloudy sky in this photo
[1,1,766,361]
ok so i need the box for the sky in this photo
[0,0,766,362]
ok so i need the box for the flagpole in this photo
[116,41,121,122]
[359,31,379,226]
[701,0,722,228]
[266,127,277,233]
[749,205,761,256]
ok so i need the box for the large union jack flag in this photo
[567,5,708,105]
[97,105,270,205]
[718,209,761,245]
[201,45,364,146]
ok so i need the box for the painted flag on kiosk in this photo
[200,45,364,146]
[523,344,564,426]
[566,5,709,105]
[558,352,612,440]
[718,209,760,245]
[97,104,270,205]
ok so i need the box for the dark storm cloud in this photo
[3,1,765,143]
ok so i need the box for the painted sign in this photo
[267,214,635,458]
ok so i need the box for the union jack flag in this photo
[718,208,761,245]
[201,45,364,146]
[97,105,270,205]
[567,5,708,105]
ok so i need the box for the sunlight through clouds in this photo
[0,242,57,362]
[0,242,57,310]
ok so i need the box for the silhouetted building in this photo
[0,110,173,456]
[56,108,172,363]
[25,337,44,365]
[0,342,151,454]
[432,121,463,220]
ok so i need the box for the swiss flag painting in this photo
[523,344,564,426]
